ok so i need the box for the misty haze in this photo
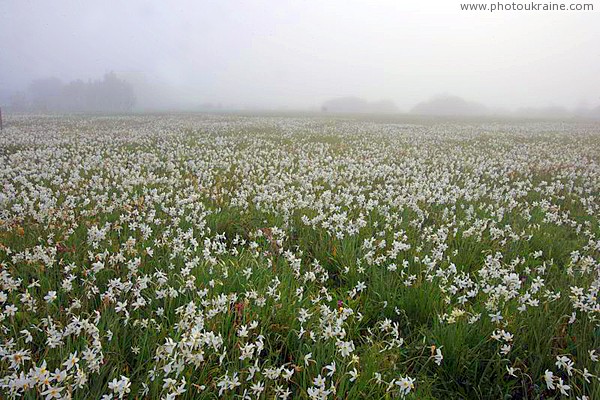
[1,1,600,400]
[2,1,600,115]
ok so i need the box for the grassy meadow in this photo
[0,114,599,399]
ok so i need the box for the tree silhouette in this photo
[21,72,136,112]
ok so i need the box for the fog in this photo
[1,0,599,114]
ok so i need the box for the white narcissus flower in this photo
[304,352,313,366]
[544,370,555,390]
[62,351,79,370]
[556,378,570,396]
[395,376,415,398]
[44,291,57,303]
[336,340,355,358]
[40,385,64,400]
[434,347,443,365]
[324,361,336,377]
[108,376,131,399]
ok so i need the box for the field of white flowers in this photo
[1,114,599,399]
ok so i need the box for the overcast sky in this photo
[1,0,599,110]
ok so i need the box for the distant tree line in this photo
[10,72,135,112]
[321,97,398,114]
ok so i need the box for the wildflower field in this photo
[1,114,600,399]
